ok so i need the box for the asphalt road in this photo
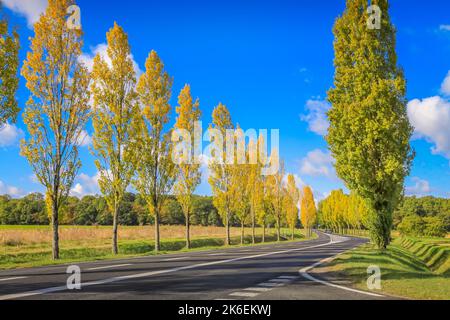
[0,232,391,300]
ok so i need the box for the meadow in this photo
[0,225,309,270]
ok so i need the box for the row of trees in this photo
[5,0,317,259]
[318,191,449,238]
[318,190,370,235]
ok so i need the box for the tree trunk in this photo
[370,208,392,250]
[262,223,266,243]
[225,212,231,246]
[51,200,59,260]
[241,222,244,245]
[186,211,191,249]
[155,209,160,253]
[112,200,119,255]
[291,225,295,241]
[276,215,281,242]
[251,209,255,245]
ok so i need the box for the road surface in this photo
[0,232,391,300]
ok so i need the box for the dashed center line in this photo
[0,277,27,282]
[87,264,132,271]
[230,292,260,297]
[162,257,188,262]
[269,279,292,283]
[258,282,285,287]
[220,274,298,299]
[243,287,272,292]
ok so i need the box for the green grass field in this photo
[317,236,450,300]
[0,225,313,270]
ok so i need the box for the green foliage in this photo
[398,215,447,238]
[0,5,20,125]
[0,193,220,227]
[327,0,414,249]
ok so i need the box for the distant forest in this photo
[0,193,448,235]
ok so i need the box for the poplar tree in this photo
[133,50,175,253]
[91,23,140,255]
[285,174,300,240]
[327,0,413,248]
[173,84,201,249]
[257,174,272,243]
[0,5,20,125]
[230,129,251,245]
[300,186,316,238]
[208,103,234,245]
[247,137,263,244]
[21,0,90,259]
[266,151,285,242]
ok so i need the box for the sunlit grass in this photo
[318,237,449,300]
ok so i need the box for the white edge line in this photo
[298,238,384,298]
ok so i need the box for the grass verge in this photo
[315,237,449,300]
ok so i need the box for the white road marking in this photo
[214,298,236,300]
[208,253,227,256]
[244,287,272,292]
[268,279,292,283]
[0,235,339,300]
[0,277,27,282]
[86,264,132,271]
[162,257,187,262]
[258,282,285,287]
[299,248,384,298]
[278,276,298,279]
[230,292,259,297]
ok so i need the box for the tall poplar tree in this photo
[285,174,300,240]
[300,186,316,238]
[266,151,285,242]
[208,103,234,245]
[230,130,251,245]
[0,5,20,125]
[133,50,175,253]
[247,137,263,244]
[327,0,413,249]
[91,23,140,255]
[21,0,90,260]
[173,84,201,249]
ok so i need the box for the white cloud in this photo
[440,25,450,32]
[0,123,24,147]
[406,177,431,196]
[76,130,92,147]
[300,149,335,178]
[407,96,450,159]
[441,71,450,96]
[301,99,330,136]
[79,43,142,78]
[1,0,47,28]
[0,180,24,197]
[70,172,101,198]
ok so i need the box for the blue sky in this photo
[0,0,449,200]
